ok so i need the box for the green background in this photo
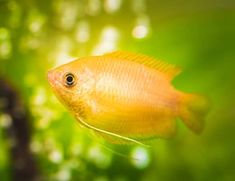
[0,0,235,180]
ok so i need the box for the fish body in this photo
[47,51,209,144]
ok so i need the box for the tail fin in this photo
[180,93,210,134]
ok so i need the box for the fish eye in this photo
[64,73,76,87]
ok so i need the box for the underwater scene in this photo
[0,0,235,181]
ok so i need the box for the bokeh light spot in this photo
[0,28,11,59]
[104,0,122,14]
[55,1,79,30]
[27,10,45,33]
[132,25,148,39]
[0,28,10,40]
[87,144,112,169]
[87,0,101,16]
[30,140,42,153]
[55,168,71,181]
[75,21,90,43]
[131,147,150,169]
[49,150,63,164]
[132,14,150,39]
[92,26,119,55]
[0,114,12,128]
[49,37,75,66]
[32,87,46,106]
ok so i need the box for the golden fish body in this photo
[48,51,209,144]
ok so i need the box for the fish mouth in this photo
[47,70,65,100]
[47,70,55,85]
[47,70,61,89]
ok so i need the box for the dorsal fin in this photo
[103,51,181,80]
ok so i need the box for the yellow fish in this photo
[47,51,209,145]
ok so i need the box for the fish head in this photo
[47,59,89,113]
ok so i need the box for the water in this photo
[0,0,235,180]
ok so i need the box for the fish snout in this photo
[47,70,57,86]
